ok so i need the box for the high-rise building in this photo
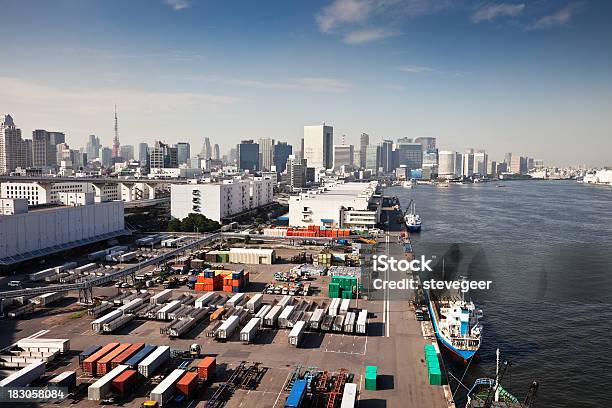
[365,145,380,172]
[120,145,135,161]
[359,133,369,168]
[510,155,527,174]
[32,130,60,168]
[200,137,212,159]
[395,140,423,170]
[149,141,178,169]
[56,143,71,164]
[462,149,474,177]
[213,144,221,160]
[258,138,275,171]
[380,140,394,173]
[138,143,149,165]
[487,160,497,176]
[86,135,101,160]
[22,139,33,168]
[100,147,112,167]
[176,142,190,165]
[333,145,354,170]
[229,148,237,164]
[414,137,436,151]
[237,140,259,172]
[473,150,488,175]
[504,152,512,167]
[303,124,333,170]
[273,142,292,174]
[286,155,308,190]
[1,115,27,175]
[455,152,464,178]
[437,151,456,179]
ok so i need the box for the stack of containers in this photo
[424,344,442,385]
[82,343,119,376]
[222,270,249,293]
[97,344,131,376]
[328,282,341,298]
[111,343,144,369]
[196,357,216,381]
[328,275,357,299]
[195,270,229,292]
[365,366,377,391]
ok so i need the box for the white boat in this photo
[404,201,421,232]
[402,180,416,189]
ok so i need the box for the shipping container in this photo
[103,314,135,333]
[308,308,325,330]
[150,289,173,305]
[79,345,102,367]
[111,369,138,396]
[0,361,45,387]
[124,344,156,368]
[138,346,170,378]
[157,300,181,320]
[263,305,282,327]
[16,338,70,354]
[216,315,239,340]
[150,369,185,406]
[97,344,132,376]
[278,305,295,329]
[88,365,128,400]
[332,315,345,332]
[75,263,97,274]
[328,298,340,316]
[339,299,351,315]
[340,383,357,408]
[255,304,272,321]
[343,312,356,333]
[226,292,245,307]
[194,292,217,308]
[285,379,307,408]
[82,343,119,376]
[48,370,76,389]
[111,343,144,369]
[118,297,144,314]
[356,309,368,335]
[240,317,260,343]
[91,309,122,333]
[245,294,263,313]
[29,267,57,282]
[288,321,306,347]
[176,371,198,397]
[196,357,216,381]
[278,295,292,308]
[119,251,138,262]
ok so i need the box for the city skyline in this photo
[1,0,611,166]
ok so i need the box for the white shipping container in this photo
[102,314,134,332]
[195,292,217,308]
[246,294,263,313]
[240,317,260,343]
[157,300,181,320]
[228,248,275,265]
[263,305,282,327]
[309,308,325,329]
[278,305,295,329]
[255,305,272,325]
[118,298,144,313]
[32,292,64,306]
[87,365,128,400]
[328,298,340,316]
[138,346,170,378]
[119,251,138,262]
[356,309,368,335]
[340,383,357,408]
[226,293,245,308]
[150,369,185,406]
[216,315,239,339]
[150,289,172,305]
[0,361,45,387]
[91,309,122,333]
[339,299,351,315]
[278,295,292,308]
[75,263,97,274]
[343,312,355,333]
[288,321,306,347]
[28,268,57,281]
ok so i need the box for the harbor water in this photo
[393,180,612,408]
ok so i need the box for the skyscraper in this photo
[365,145,380,172]
[380,140,394,173]
[213,144,221,160]
[395,139,423,170]
[273,142,293,173]
[0,115,26,175]
[176,142,191,165]
[100,147,112,167]
[286,155,307,190]
[86,135,101,160]
[462,149,474,177]
[32,130,57,168]
[237,140,259,171]
[414,137,436,151]
[510,156,527,174]
[149,141,178,168]
[333,145,354,170]
[473,150,488,175]
[120,145,135,161]
[200,137,212,159]
[359,133,369,168]
[258,137,275,171]
[504,152,512,167]
[303,124,333,170]
[112,105,120,158]
[138,143,149,165]
[437,150,456,178]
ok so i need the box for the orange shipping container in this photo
[97,343,131,376]
[111,343,144,369]
[196,357,217,380]
[82,343,119,376]
[111,369,138,395]
[176,371,199,397]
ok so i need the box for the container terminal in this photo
[0,200,456,408]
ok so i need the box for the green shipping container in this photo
[364,376,377,390]
[428,369,442,386]
[366,365,377,374]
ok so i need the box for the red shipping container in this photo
[111,343,144,369]
[176,371,199,397]
[112,369,138,396]
[82,343,119,376]
[196,357,216,380]
[97,343,131,376]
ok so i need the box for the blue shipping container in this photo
[124,344,156,368]
[285,379,307,408]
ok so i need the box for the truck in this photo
[87,365,128,400]
[149,368,185,406]
[285,379,307,408]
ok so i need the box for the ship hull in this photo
[428,301,478,361]
[406,224,421,232]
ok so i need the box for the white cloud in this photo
[471,3,525,23]
[164,0,191,11]
[0,76,241,117]
[316,0,373,33]
[344,28,397,44]
[526,2,583,30]
[177,75,353,93]
[396,65,434,74]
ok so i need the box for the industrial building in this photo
[170,178,274,222]
[0,198,126,265]
[288,181,379,229]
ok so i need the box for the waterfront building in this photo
[395,140,423,170]
[510,155,527,174]
[380,140,394,173]
[473,150,488,176]
[303,124,333,170]
[462,149,474,177]
[359,133,369,168]
[437,150,456,179]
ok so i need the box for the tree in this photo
[168,214,221,233]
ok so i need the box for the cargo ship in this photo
[428,278,482,361]
[404,201,422,232]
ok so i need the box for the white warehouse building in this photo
[171,178,274,222]
[288,181,379,229]
[0,198,126,265]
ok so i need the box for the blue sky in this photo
[1,0,611,166]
